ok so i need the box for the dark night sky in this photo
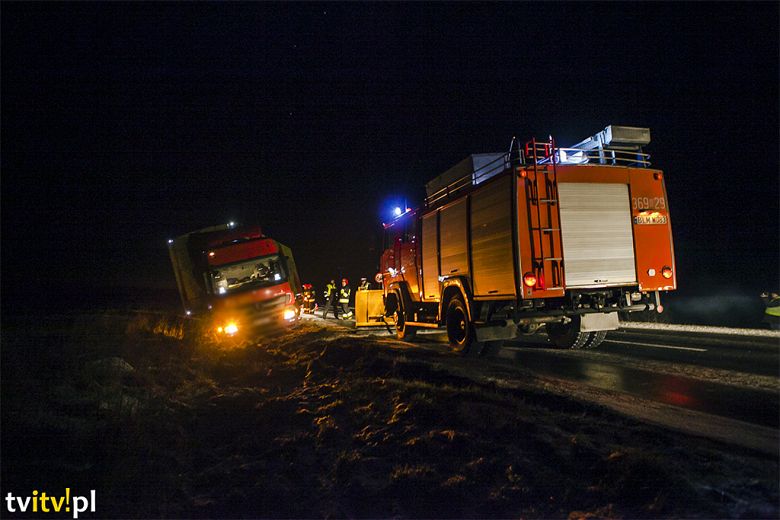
[2,2,778,314]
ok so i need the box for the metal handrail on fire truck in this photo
[525,141,651,168]
[425,152,515,208]
[424,133,652,209]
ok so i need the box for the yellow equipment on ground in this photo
[354,289,392,327]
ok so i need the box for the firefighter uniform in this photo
[358,277,370,291]
[339,278,353,319]
[302,284,316,314]
[321,280,339,319]
[762,292,780,330]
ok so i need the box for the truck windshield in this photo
[210,255,287,295]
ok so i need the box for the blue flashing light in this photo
[393,207,402,217]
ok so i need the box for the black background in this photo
[2,3,778,324]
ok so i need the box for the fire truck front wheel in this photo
[394,293,417,341]
[546,317,591,349]
[446,296,473,353]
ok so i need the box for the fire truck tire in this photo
[582,330,607,349]
[446,296,473,353]
[394,295,417,341]
[395,312,417,340]
[546,319,591,349]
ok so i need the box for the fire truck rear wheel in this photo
[446,296,473,353]
[546,318,591,349]
[583,330,607,349]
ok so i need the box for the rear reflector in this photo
[661,266,673,279]
[523,272,537,287]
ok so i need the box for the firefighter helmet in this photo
[342,278,349,285]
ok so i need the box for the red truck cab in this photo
[168,223,302,339]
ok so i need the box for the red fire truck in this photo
[168,223,302,338]
[380,125,676,351]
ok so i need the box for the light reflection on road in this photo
[498,345,777,428]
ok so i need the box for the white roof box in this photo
[572,125,651,150]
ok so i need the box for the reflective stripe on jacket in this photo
[339,287,350,303]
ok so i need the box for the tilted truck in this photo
[380,125,676,351]
[168,223,302,338]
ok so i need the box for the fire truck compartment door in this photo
[470,175,515,297]
[557,183,637,288]
[439,198,469,277]
[421,212,440,301]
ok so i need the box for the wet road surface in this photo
[497,344,778,428]
[600,328,780,377]
[352,321,779,429]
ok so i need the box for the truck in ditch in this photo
[380,125,676,351]
[168,223,302,339]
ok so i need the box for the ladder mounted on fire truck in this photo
[421,126,654,298]
[524,137,564,291]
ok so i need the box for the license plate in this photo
[634,214,667,225]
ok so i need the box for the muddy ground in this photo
[2,312,778,518]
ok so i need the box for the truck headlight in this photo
[224,322,239,335]
[283,308,296,321]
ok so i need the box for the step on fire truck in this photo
[380,125,676,351]
[168,223,302,339]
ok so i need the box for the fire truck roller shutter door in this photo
[557,182,637,287]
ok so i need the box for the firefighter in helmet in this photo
[761,292,780,330]
[322,279,339,319]
[339,278,353,319]
[302,283,316,314]
[358,277,370,291]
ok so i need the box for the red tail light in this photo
[661,266,673,279]
[523,272,537,287]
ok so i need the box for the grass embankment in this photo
[2,312,777,518]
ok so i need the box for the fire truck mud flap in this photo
[579,312,619,332]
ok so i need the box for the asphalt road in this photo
[595,327,779,377]
[348,318,779,431]
[482,326,778,426]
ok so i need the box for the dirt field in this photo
[2,312,777,518]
